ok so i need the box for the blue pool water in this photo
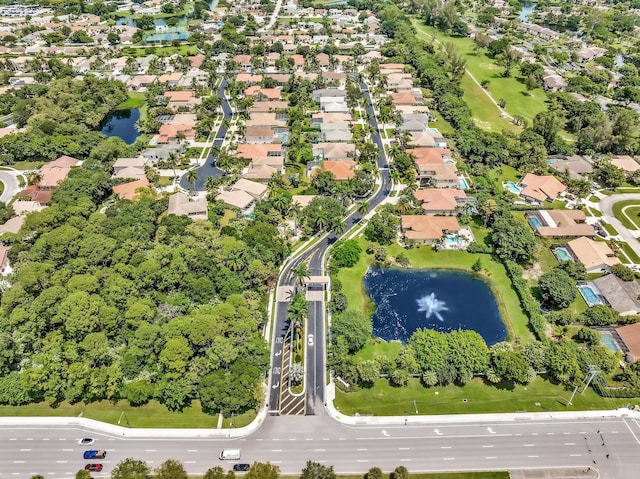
[600,333,619,353]
[579,286,602,306]
[444,237,459,245]
[459,177,469,190]
[506,181,521,194]
[528,217,542,228]
[555,247,572,261]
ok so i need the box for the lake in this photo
[364,267,506,345]
[101,108,140,145]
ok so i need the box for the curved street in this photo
[596,194,640,259]
[0,169,22,204]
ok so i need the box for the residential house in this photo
[567,236,620,273]
[548,155,593,180]
[576,47,607,63]
[0,245,11,275]
[401,215,461,245]
[615,323,640,363]
[164,90,201,111]
[39,155,80,190]
[245,86,281,101]
[246,112,287,128]
[112,178,151,201]
[245,126,279,144]
[412,148,456,188]
[156,123,196,144]
[310,112,352,126]
[320,122,352,142]
[517,173,566,203]
[611,155,640,173]
[158,72,183,86]
[236,143,283,162]
[593,274,640,316]
[527,210,596,238]
[312,88,347,102]
[216,178,268,213]
[312,142,356,161]
[292,195,317,208]
[112,157,147,180]
[249,101,289,113]
[316,160,356,181]
[413,189,467,215]
[167,192,208,220]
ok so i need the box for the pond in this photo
[364,267,506,345]
[100,108,140,145]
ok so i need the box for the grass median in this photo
[612,200,640,230]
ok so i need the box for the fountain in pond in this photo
[416,293,448,322]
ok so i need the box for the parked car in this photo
[78,438,94,446]
[308,334,314,346]
[233,464,251,472]
[84,464,103,472]
[83,450,106,459]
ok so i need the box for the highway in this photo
[2,415,640,477]
[267,80,391,415]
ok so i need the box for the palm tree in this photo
[205,176,219,195]
[330,218,346,235]
[357,200,370,215]
[314,209,329,232]
[167,152,178,183]
[291,263,311,293]
[186,169,199,194]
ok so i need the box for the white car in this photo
[78,437,95,446]
[308,335,314,347]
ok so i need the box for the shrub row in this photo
[503,260,547,342]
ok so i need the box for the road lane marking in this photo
[531,433,538,436]
[56,461,68,464]
[547,433,554,435]
[563,432,571,435]
[272,461,282,464]
[356,460,368,463]
[13,461,25,463]
[527,455,539,458]
[524,444,535,447]
[188,450,198,452]
[62,448,73,452]
[612,431,619,434]
[443,457,455,461]
[272,438,280,441]
[623,419,640,446]
[440,446,452,449]
[564,443,576,446]
[272,449,282,452]
[357,448,368,451]
[145,449,157,452]
[322,438,330,441]
[400,459,412,462]
[59,438,66,441]
[339,438,346,440]
[42,438,50,441]
[256,439,263,441]
[314,449,326,452]
[486,457,497,459]
[399,447,410,450]
[570,454,582,457]
[289,438,296,441]
[482,445,494,448]
[26,438,33,441]
[9,438,16,440]
[185,461,196,464]
[19,448,31,451]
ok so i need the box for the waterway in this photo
[100,108,141,145]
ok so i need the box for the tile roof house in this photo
[249,101,288,112]
[0,245,11,275]
[528,210,596,238]
[236,143,283,161]
[292,195,317,208]
[167,192,208,220]
[246,112,287,128]
[567,236,620,273]
[216,178,268,212]
[615,323,640,363]
[312,142,355,161]
[39,155,80,190]
[164,90,201,110]
[548,155,593,180]
[517,173,566,203]
[401,215,460,245]
[244,126,278,144]
[112,157,147,179]
[413,189,466,215]
[112,178,151,201]
[611,155,640,173]
[316,160,356,181]
[412,148,456,188]
[593,274,640,315]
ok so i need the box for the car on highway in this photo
[78,438,94,446]
[233,464,251,472]
[83,450,106,459]
[308,334,314,346]
[84,464,103,472]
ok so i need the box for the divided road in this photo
[599,194,640,259]
[2,415,640,478]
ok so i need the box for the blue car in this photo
[83,450,106,459]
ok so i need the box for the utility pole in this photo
[582,365,598,394]
[567,385,579,406]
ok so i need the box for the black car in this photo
[233,464,251,472]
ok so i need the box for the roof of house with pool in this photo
[593,274,640,315]
[567,236,620,272]
[518,173,566,202]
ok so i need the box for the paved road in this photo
[179,79,230,191]
[598,194,640,259]
[2,415,640,477]
[261,0,283,31]
[0,169,22,203]
[267,81,392,415]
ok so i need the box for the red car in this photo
[85,464,103,472]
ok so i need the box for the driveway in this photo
[0,169,22,203]
[598,194,640,260]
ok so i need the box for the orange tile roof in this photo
[112,178,151,201]
[401,215,460,241]
[164,90,196,102]
[318,160,356,181]
[414,189,466,213]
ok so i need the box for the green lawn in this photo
[602,223,619,236]
[336,238,533,345]
[612,200,640,230]
[117,92,146,110]
[411,19,548,128]
[13,161,43,170]
[321,474,508,479]
[334,376,632,416]
[353,339,403,363]
[157,176,173,187]
[617,241,640,264]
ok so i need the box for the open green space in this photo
[336,237,533,345]
[617,241,640,264]
[602,223,619,236]
[411,19,548,128]
[334,376,632,416]
[316,474,509,479]
[612,200,640,230]
[117,92,146,110]
[13,161,43,171]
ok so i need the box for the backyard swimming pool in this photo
[579,285,602,306]
[506,181,521,194]
[555,247,572,262]
[600,333,620,353]
[528,217,542,228]
[458,177,469,190]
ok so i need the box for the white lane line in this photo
[56,461,68,464]
[13,461,25,463]
[440,446,452,449]
[443,457,455,461]
[306,438,312,441]
[272,438,280,441]
[19,448,31,451]
[400,459,412,462]
[26,438,33,441]
[564,443,576,446]
[272,449,283,452]
[579,431,587,434]
[356,460,369,463]
[256,439,263,441]
[399,447,410,450]
[9,438,16,441]
[624,419,640,446]
[612,431,619,434]
[272,461,282,464]
[339,438,346,441]
[531,433,538,436]
[486,457,497,459]
[524,444,535,447]
[289,438,296,441]
[59,438,66,441]
[145,449,157,452]
[357,448,368,451]
[563,432,571,435]
[570,454,582,457]
[515,433,522,436]
[187,450,198,452]
[184,461,196,464]
[42,438,50,441]
[527,455,539,458]
[322,438,330,441]
[62,449,73,452]
[547,433,554,435]
[314,449,326,452]
[482,445,494,448]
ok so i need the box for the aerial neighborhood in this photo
[1,0,640,478]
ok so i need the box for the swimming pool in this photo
[528,217,542,228]
[506,181,521,194]
[600,333,619,353]
[555,247,572,262]
[444,237,459,245]
[579,285,602,306]
[459,177,469,190]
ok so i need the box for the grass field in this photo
[336,238,533,345]
[13,161,43,171]
[602,222,619,236]
[309,474,509,479]
[411,19,548,128]
[334,376,632,416]
[117,92,146,110]
[617,241,640,264]
[612,200,640,230]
